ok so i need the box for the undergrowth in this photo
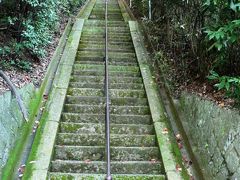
[0,0,85,71]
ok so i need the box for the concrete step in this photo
[48,173,166,180]
[59,122,154,134]
[68,82,144,89]
[82,31,131,37]
[70,76,142,84]
[80,35,132,42]
[73,64,140,72]
[77,51,136,58]
[91,11,122,15]
[75,60,137,66]
[84,20,128,27]
[80,40,133,46]
[61,113,152,125]
[78,47,134,53]
[50,160,163,174]
[67,88,146,98]
[79,43,134,50]
[72,70,140,77]
[64,104,150,115]
[56,134,157,147]
[89,16,123,21]
[65,96,148,106]
[75,57,137,65]
[81,33,131,39]
[82,27,130,33]
[54,146,160,161]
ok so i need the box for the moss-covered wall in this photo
[177,92,240,179]
[0,84,35,172]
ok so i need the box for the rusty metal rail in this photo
[104,0,111,179]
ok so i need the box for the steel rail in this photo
[104,0,112,179]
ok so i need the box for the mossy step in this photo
[59,122,154,135]
[83,25,130,29]
[84,20,128,27]
[82,29,129,34]
[48,173,166,180]
[78,51,135,58]
[73,64,139,72]
[84,24,128,28]
[68,82,143,89]
[78,47,134,53]
[82,26,129,32]
[90,11,122,14]
[93,6,121,8]
[70,76,142,84]
[94,3,119,5]
[54,146,160,161]
[89,16,123,21]
[72,70,140,77]
[79,43,134,50]
[91,11,122,15]
[81,32,131,37]
[66,96,148,106]
[75,57,137,64]
[93,6,120,9]
[61,113,152,125]
[75,60,137,66]
[50,160,162,174]
[80,36,132,42]
[64,104,150,115]
[67,88,146,98]
[81,33,131,38]
[79,43,133,49]
[91,10,122,14]
[56,133,156,147]
[90,9,122,13]
[80,40,132,46]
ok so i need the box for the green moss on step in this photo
[22,110,49,180]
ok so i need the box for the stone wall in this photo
[177,92,240,179]
[0,84,35,169]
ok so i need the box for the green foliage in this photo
[203,0,240,70]
[0,43,32,71]
[204,0,240,53]
[206,20,240,51]
[0,0,85,70]
[132,0,240,104]
[208,70,240,100]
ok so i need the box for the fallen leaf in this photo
[178,142,183,149]
[190,176,195,180]
[182,156,188,163]
[219,102,224,107]
[43,94,48,100]
[176,133,182,142]
[84,159,91,164]
[150,159,157,163]
[162,128,169,134]
[176,164,182,172]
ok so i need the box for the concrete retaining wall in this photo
[0,84,35,169]
[177,92,240,179]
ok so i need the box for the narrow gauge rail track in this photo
[22,0,186,179]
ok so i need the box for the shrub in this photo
[0,0,85,71]
[208,70,240,101]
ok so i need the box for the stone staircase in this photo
[48,0,167,179]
